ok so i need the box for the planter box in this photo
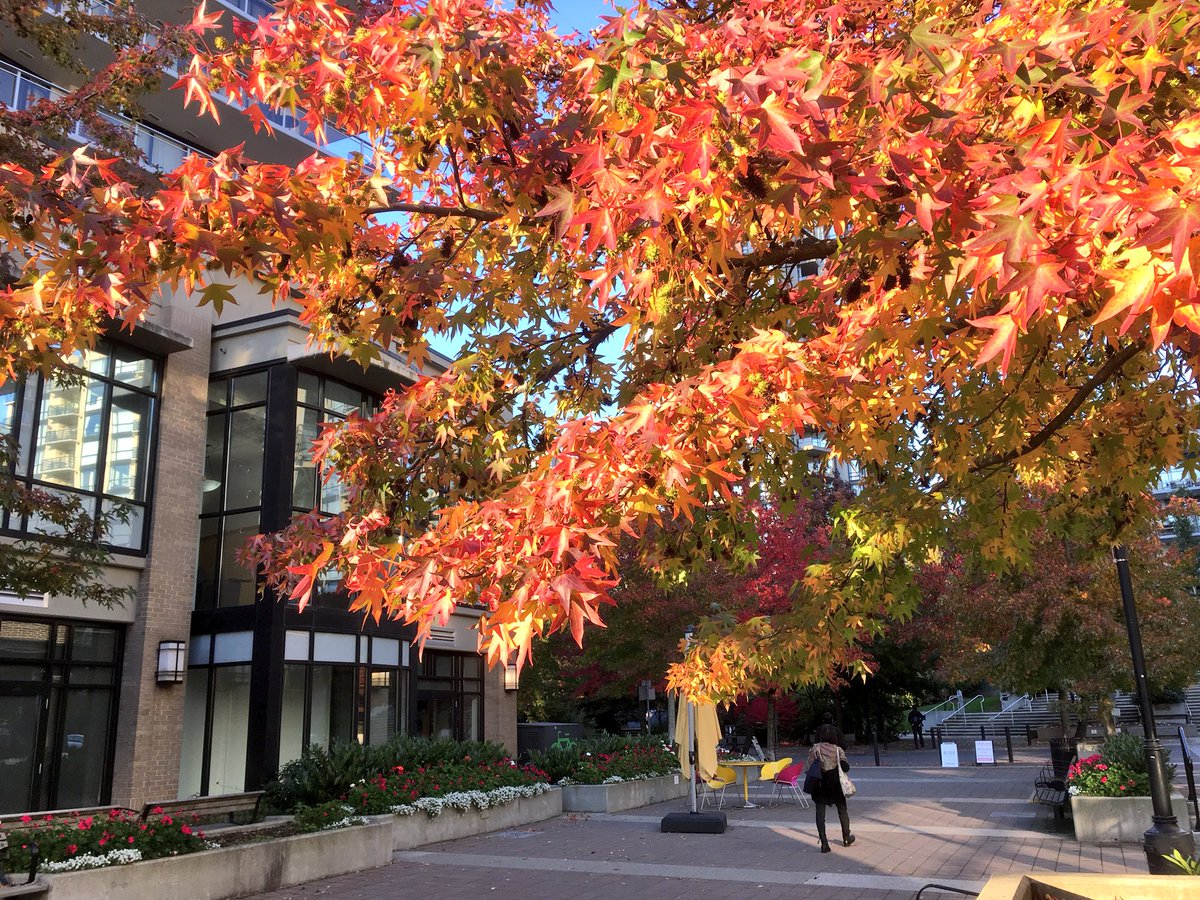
[392,788,562,850]
[561,774,687,813]
[979,872,1200,900]
[1070,793,1192,842]
[45,815,394,900]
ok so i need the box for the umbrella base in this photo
[660,810,728,834]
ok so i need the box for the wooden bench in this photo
[0,805,137,831]
[1031,762,1072,823]
[139,791,264,824]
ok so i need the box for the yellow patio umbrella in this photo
[675,699,721,782]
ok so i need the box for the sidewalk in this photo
[251,761,1158,900]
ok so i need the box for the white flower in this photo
[42,848,142,873]
[322,815,368,830]
[389,783,552,819]
[1068,786,1080,796]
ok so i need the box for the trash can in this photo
[1049,737,1078,779]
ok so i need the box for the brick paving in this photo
[252,746,1171,900]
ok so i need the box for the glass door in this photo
[0,687,47,813]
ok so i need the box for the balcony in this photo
[0,60,205,171]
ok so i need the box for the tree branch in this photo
[732,237,838,270]
[367,202,504,222]
[971,340,1146,473]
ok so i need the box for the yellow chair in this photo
[759,757,793,782]
[700,765,736,810]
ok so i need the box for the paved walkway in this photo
[253,749,1167,900]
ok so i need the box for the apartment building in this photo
[0,0,516,815]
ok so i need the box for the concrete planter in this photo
[391,788,562,850]
[1070,793,1192,842]
[44,816,394,900]
[561,773,687,813]
[979,872,1200,899]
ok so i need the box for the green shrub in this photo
[1100,732,1175,781]
[528,735,678,784]
[266,736,514,812]
[293,801,360,833]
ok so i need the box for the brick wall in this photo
[484,668,519,755]
[109,309,211,808]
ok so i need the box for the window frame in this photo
[0,340,162,555]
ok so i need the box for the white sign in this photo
[940,742,959,768]
[974,740,995,765]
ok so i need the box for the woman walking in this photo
[807,723,855,853]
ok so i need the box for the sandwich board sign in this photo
[940,742,959,768]
[974,740,996,766]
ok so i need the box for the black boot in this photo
[820,841,832,853]
[843,834,856,847]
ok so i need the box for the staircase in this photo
[931,685,1200,743]
[931,693,1067,743]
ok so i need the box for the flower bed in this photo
[2,808,210,874]
[529,735,680,785]
[1067,754,1147,797]
[391,786,562,851]
[335,758,549,816]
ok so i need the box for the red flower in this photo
[181,824,192,835]
[151,806,164,814]
[66,844,77,855]
[19,815,31,824]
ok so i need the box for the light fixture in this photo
[156,640,187,684]
[503,662,519,693]
[201,479,222,493]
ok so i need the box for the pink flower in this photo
[181,824,192,835]
[19,815,31,824]
[128,836,135,843]
[1100,776,1107,783]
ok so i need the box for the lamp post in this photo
[1112,545,1196,873]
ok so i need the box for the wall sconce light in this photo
[157,640,187,684]
[503,662,519,693]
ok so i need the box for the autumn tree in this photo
[0,1,185,607]
[3,0,1200,697]
[910,510,1200,733]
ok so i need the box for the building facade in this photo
[0,1,516,815]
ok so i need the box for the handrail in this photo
[940,695,985,723]
[923,696,960,716]
[988,693,1032,723]
[1180,726,1199,831]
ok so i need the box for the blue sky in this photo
[548,0,618,35]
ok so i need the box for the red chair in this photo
[769,761,810,808]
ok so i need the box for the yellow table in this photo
[723,760,771,808]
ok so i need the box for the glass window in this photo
[202,416,225,514]
[178,671,208,798]
[197,371,268,609]
[0,380,15,434]
[231,371,268,407]
[106,388,152,500]
[33,378,104,492]
[3,340,159,553]
[278,664,307,767]
[206,381,227,411]
[57,686,113,807]
[218,512,260,607]
[112,344,156,390]
[310,665,356,749]
[71,626,118,663]
[225,407,265,509]
[0,617,121,813]
[324,381,364,417]
[209,665,251,796]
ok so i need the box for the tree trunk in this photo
[1057,683,1071,735]
[765,690,778,760]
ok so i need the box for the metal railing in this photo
[0,60,204,171]
[937,695,986,726]
[1179,726,1199,831]
[988,693,1033,727]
